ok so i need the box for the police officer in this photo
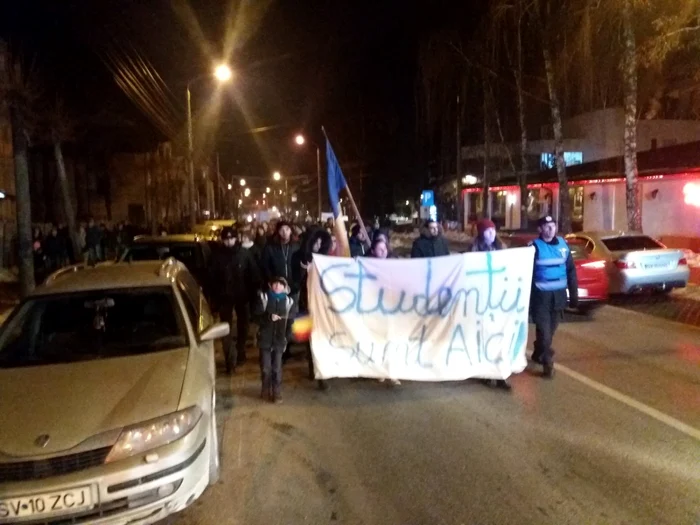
[529,215,578,378]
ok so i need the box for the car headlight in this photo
[105,406,203,463]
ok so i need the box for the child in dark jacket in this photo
[254,276,297,403]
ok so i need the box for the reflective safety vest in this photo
[532,237,569,291]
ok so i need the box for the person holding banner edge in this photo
[468,218,512,390]
[529,215,578,378]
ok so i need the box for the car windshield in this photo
[0,287,187,369]
[123,243,199,269]
[567,242,588,260]
[601,236,663,252]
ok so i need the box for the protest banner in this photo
[308,247,534,381]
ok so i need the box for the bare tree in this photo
[621,0,641,231]
[533,0,572,233]
[1,44,36,297]
[46,100,82,261]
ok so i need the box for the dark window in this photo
[567,241,589,260]
[123,243,200,271]
[0,287,187,368]
[651,138,658,150]
[601,236,663,252]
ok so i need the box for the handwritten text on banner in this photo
[308,248,534,381]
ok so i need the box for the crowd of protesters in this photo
[209,217,402,402]
[31,213,456,402]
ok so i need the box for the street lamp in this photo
[266,187,271,193]
[244,188,251,197]
[227,183,232,190]
[186,64,233,229]
[214,64,233,82]
[272,171,288,214]
[294,134,321,221]
[239,178,246,186]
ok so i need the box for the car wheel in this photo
[208,391,220,486]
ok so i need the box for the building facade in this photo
[463,141,700,240]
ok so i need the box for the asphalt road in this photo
[168,305,700,525]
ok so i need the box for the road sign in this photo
[420,190,434,207]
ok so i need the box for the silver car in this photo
[0,259,228,525]
[566,231,690,294]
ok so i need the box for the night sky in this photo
[1,0,481,214]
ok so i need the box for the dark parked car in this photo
[119,235,213,299]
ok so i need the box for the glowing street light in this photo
[227,183,233,190]
[273,171,281,181]
[214,64,233,82]
[294,134,321,220]
[405,200,410,206]
[239,178,246,186]
[186,64,233,229]
[244,188,251,197]
[266,187,271,193]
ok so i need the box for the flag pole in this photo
[320,127,371,242]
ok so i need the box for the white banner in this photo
[308,248,534,381]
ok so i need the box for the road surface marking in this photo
[557,363,700,441]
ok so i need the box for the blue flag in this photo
[326,138,347,217]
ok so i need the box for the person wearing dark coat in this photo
[43,225,68,273]
[292,227,332,390]
[410,219,450,258]
[85,218,103,265]
[349,224,370,257]
[253,276,297,403]
[211,226,261,373]
[261,221,300,292]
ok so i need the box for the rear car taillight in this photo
[581,260,606,269]
[614,259,637,269]
[678,257,688,266]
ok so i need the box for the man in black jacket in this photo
[411,219,450,258]
[211,227,261,373]
[261,221,300,293]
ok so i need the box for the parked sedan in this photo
[566,231,689,294]
[503,233,609,312]
[0,259,228,525]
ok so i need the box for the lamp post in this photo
[294,134,321,221]
[186,63,233,230]
[272,171,288,215]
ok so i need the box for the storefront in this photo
[463,171,700,238]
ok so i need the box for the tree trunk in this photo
[10,107,34,297]
[516,8,529,230]
[482,75,491,219]
[622,0,641,231]
[53,140,81,261]
[542,45,571,234]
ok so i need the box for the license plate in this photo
[0,486,93,522]
[577,288,589,297]
[644,262,669,270]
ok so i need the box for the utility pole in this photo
[456,93,463,229]
[186,85,196,230]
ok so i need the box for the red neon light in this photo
[683,182,700,208]
[461,173,679,194]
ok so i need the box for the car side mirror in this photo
[199,322,230,342]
